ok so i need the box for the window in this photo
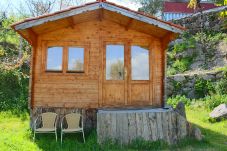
[68,47,84,72]
[106,45,124,80]
[46,47,63,71]
[131,46,149,80]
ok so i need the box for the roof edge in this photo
[11,1,185,34]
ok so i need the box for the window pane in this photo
[106,45,124,80]
[131,46,149,80]
[68,47,84,72]
[46,47,63,71]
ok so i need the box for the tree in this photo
[136,0,164,16]
[59,0,87,10]
[72,60,83,71]
[110,60,124,80]
[25,0,56,17]
[188,0,201,10]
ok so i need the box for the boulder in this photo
[187,123,203,141]
[175,102,186,118]
[173,75,186,82]
[209,104,227,119]
[193,127,203,141]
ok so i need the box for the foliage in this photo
[194,32,227,67]
[194,78,215,98]
[172,57,194,74]
[168,94,227,110]
[0,14,30,112]
[136,0,164,16]
[167,32,196,75]
[167,32,226,75]
[204,94,227,110]
[188,0,199,10]
[0,69,29,111]
[167,95,192,107]
[215,78,227,95]
[110,60,124,80]
[214,0,227,6]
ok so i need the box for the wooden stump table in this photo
[97,108,189,145]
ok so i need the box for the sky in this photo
[0,0,141,15]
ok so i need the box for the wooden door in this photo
[102,43,128,106]
[102,42,151,107]
[128,45,151,106]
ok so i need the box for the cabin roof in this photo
[12,1,185,45]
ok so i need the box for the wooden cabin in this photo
[12,0,184,129]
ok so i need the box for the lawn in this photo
[0,108,227,151]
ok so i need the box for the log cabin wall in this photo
[32,19,164,109]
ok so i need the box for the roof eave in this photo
[12,2,185,35]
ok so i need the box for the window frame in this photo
[66,46,85,73]
[45,46,64,72]
[42,41,89,75]
[130,45,150,81]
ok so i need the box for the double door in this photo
[102,41,152,107]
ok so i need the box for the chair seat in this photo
[35,128,56,132]
[62,128,83,132]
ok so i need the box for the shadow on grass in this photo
[33,125,227,151]
[31,108,227,151]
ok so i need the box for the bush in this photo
[194,78,215,98]
[167,94,227,110]
[167,95,191,107]
[0,69,28,111]
[172,57,193,73]
[215,72,227,95]
[204,94,227,110]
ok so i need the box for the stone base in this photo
[31,107,97,130]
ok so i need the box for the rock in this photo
[216,71,224,79]
[190,60,204,70]
[210,104,227,119]
[173,75,185,82]
[175,102,186,118]
[201,74,215,81]
[187,90,195,99]
[193,127,203,141]
[187,123,203,141]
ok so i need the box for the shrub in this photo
[0,69,28,111]
[167,95,191,107]
[215,78,227,95]
[204,94,227,110]
[194,78,215,98]
[172,57,193,73]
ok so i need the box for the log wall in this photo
[32,19,164,109]
[97,108,189,144]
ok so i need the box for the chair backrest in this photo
[65,113,81,129]
[41,112,57,128]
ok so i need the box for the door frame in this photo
[101,38,153,107]
[102,40,129,106]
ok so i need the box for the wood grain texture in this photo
[31,19,164,109]
[97,109,189,145]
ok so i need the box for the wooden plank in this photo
[142,112,150,141]
[97,109,190,145]
[128,113,136,143]
[156,112,164,140]
[148,112,158,141]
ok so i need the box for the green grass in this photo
[0,108,227,151]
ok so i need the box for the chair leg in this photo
[55,131,57,142]
[82,130,85,143]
